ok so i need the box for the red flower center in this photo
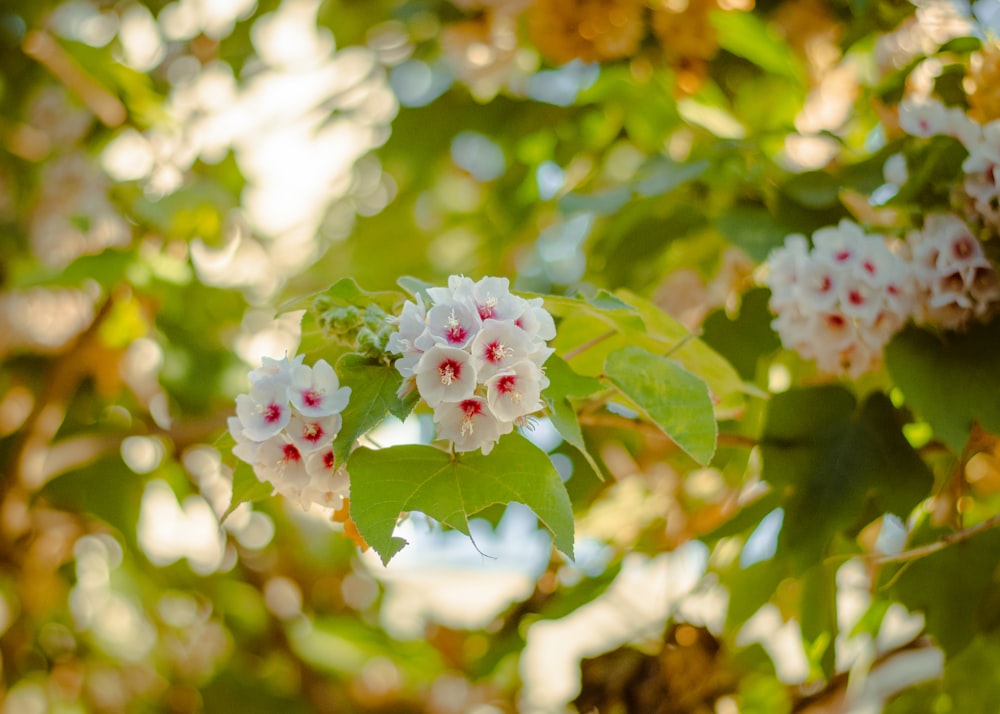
[460,399,482,417]
[282,444,301,462]
[303,389,322,408]
[264,403,283,423]
[496,375,517,394]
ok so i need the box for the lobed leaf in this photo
[348,434,575,565]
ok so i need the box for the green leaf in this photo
[889,526,1000,656]
[616,289,755,411]
[761,387,933,569]
[716,203,790,263]
[701,288,781,381]
[332,354,418,466]
[397,275,434,302]
[225,461,273,520]
[348,434,575,564]
[604,346,717,465]
[937,36,982,54]
[544,355,605,477]
[711,9,805,83]
[886,323,1000,453]
[632,156,709,197]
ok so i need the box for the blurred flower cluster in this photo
[388,275,554,453]
[764,53,1000,378]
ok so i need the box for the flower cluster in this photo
[388,275,555,454]
[905,213,1000,330]
[765,219,915,378]
[229,355,351,510]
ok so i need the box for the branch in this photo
[868,511,1000,565]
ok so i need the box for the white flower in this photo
[228,416,259,464]
[289,359,351,417]
[485,360,548,422]
[899,97,971,139]
[906,213,1000,329]
[388,295,428,378]
[235,378,292,441]
[286,411,342,453]
[425,299,482,349]
[248,353,304,386]
[470,318,534,380]
[516,296,557,342]
[415,345,477,407]
[764,221,915,378]
[391,274,558,452]
[433,397,513,454]
[472,276,522,322]
[230,354,353,512]
[255,435,310,492]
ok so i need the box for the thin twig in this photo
[868,511,1000,565]
[561,330,617,361]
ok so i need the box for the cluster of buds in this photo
[229,355,351,509]
[905,213,1000,329]
[317,301,394,358]
[387,275,555,454]
[765,220,915,378]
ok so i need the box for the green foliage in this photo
[761,387,933,567]
[605,346,717,465]
[348,434,574,564]
[6,0,1000,710]
[886,323,1000,453]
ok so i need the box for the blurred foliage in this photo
[3,0,1000,712]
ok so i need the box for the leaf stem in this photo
[561,330,616,361]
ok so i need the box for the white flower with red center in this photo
[255,436,310,491]
[230,354,352,512]
[425,300,481,349]
[472,276,522,322]
[289,359,351,417]
[235,379,292,441]
[470,319,534,379]
[486,361,548,422]
[433,397,513,454]
[415,345,477,406]
[764,221,916,378]
[286,411,342,453]
[906,213,1000,329]
[899,97,971,139]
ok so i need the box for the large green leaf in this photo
[761,387,933,568]
[617,289,754,411]
[348,434,575,564]
[604,346,717,465]
[885,323,1000,453]
[889,526,1000,656]
[332,354,418,466]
